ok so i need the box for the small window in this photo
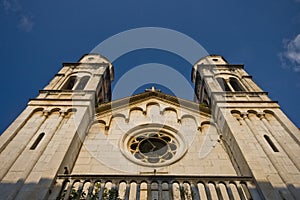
[216,77,231,91]
[75,76,90,90]
[30,132,45,150]
[62,76,77,90]
[264,135,279,152]
[229,77,244,91]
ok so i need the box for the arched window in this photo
[229,77,244,91]
[61,76,77,90]
[216,77,231,91]
[75,76,90,90]
[30,132,45,150]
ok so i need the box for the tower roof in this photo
[191,55,228,83]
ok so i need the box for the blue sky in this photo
[0,0,299,133]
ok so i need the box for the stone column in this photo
[0,110,49,180]
[242,112,296,199]
[5,111,66,200]
[259,113,300,171]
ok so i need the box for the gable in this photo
[73,92,236,175]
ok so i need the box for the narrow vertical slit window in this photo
[264,135,279,152]
[30,132,45,150]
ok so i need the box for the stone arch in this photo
[247,110,258,121]
[64,108,77,118]
[181,114,200,128]
[88,120,107,137]
[199,121,219,136]
[146,101,160,107]
[162,107,178,115]
[69,71,93,76]
[230,110,243,124]
[162,107,179,124]
[50,107,61,113]
[129,107,144,113]
[263,109,275,115]
[231,109,241,115]
[146,102,161,121]
[146,101,160,112]
[214,72,240,79]
[32,107,44,113]
[200,120,211,127]
[247,109,258,115]
[66,108,77,113]
[215,74,245,92]
[107,113,127,130]
[20,107,45,128]
[262,110,276,122]
[129,106,144,116]
[61,71,92,90]
[61,75,77,90]
[229,77,245,91]
[111,113,127,120]
[128,107,146,124]
[92,119,107,126]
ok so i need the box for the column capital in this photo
[257,112,265,120]
[59,111,67,117]
[240,112,248,119]
[42,110,50,117]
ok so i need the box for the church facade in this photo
[0,54,299,200]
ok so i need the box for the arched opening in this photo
[229,77,244,91]
[216,77,231,91]
[61,76,77,90]
[75,76,90,90]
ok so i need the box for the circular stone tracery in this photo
[121,124,186,167]
[129,132,177,164]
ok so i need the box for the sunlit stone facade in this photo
[0,54,299,199]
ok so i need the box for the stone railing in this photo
[52,174,260,200]
[212,91,274,103]
[36,90,96,100]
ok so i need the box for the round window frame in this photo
[120,124,187,167]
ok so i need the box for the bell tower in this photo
[192,55,300,199]
[0,54,114,199]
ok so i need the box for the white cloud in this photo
[279,34,300,72]
[1,0,34,32]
